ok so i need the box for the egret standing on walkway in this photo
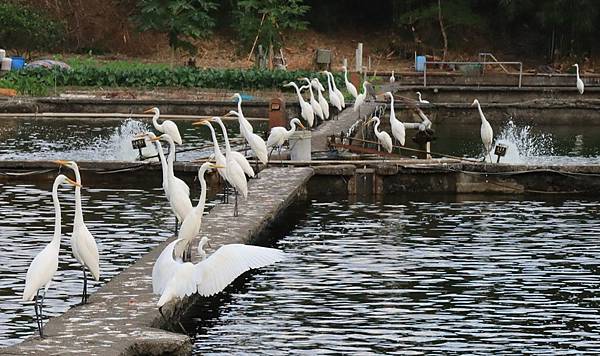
[23,174,79,338]
[301,78,324,123]
[53,160,100,305]
[267,118,305,160]
[284,82,314,127]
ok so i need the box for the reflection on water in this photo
[190,196,600,354]
[0,117,266,162]
[0,179,219,346]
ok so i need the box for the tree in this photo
[133,0,218,56]
[392,0,483,56]
[0,2,64,57]
[234,0,310,53]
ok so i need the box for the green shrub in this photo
[0,3,65,56]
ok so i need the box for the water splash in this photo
[488,120,554,164]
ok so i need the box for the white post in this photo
[356,43,363,73]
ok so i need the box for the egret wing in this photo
[194,244,286,297]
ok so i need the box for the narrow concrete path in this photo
[3,166,313,356]
[311,103,376,152]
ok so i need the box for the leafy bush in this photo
[0,3,64,56]
[0,65,345,96]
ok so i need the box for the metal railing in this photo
[423,57,523,88]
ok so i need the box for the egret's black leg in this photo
[39,289,47,338]
[34,290,42,337]
[233,188,239,217]
[174,216,179,234]
[81,267,87,304]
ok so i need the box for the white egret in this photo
[174,162,223,261]
[366,116,393,153]
[197,236,210,260]
[323,71,342,118]
[390,70,396,83]
[342,66,358,99]
[157,241,286,311]
[384,92,405,147]
[223,110,268,168]
[472,99,494,162]
[311,78,330,120]
[416,92,430,104]
[301,77,324,123]
[266,118,305,159]
[197,117,248,216]
[137,132,171,197]
[53,160,100,305]
[23,174,79,338]
[353,81,370,113]
[573,64,584,95]
[284,82,314,127]
[151,134,192,229]
[326,70,345,109]
[232,93,254,135]
[144,107,183,145]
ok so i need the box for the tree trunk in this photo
[438,0,448,61]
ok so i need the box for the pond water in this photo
[0,179,218,346]
[0,116,599,164]
[0,117,264,162]
[188,196,600,354]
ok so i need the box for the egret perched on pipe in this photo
[365,116,393,153]
[144,107,182,145]
[23,174,79,338]
[284,82,314,127]
[225,110,268,168]
[416,92,430,104]
[232,93,254,135]
[472,99,494,162]
[384,92,405,147]
[53,160,100,305]
[342,66,358,99]
[573,64,584,95]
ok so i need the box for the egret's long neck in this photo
[292,84,304,103]
[576,66,580,79]
[329,73,338,91]
[51,181,62,245]
[167,139,176,178]
[389,96,396,121]
[325,74,333,92]
[374,119,381,135]
[306,81,314,99]
[217,120,231,154]
[73,166,83,224]
[155,141,169,186]
[206,124,222,157]
[476,102,485,122]
[344,67,349,82]
[236,96,243,117]
[196,168,208,210]
[288,121,297,136]
[152,112,161,131]
[362,82,368,94]
[418,92,422,101]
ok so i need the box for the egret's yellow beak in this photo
[298,122,305,129]
[364,118,375,126]
[143,108,154,113]
[223,112,234,117]
[66,178,81,187]
[192,119,209,126]
[210,164,225,169]
[149,135,162,142]
[52,160,69,166]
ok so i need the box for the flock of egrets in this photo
[19,62,586,339]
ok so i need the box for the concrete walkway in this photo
[311,103,376,152]
[3,166,313,356]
